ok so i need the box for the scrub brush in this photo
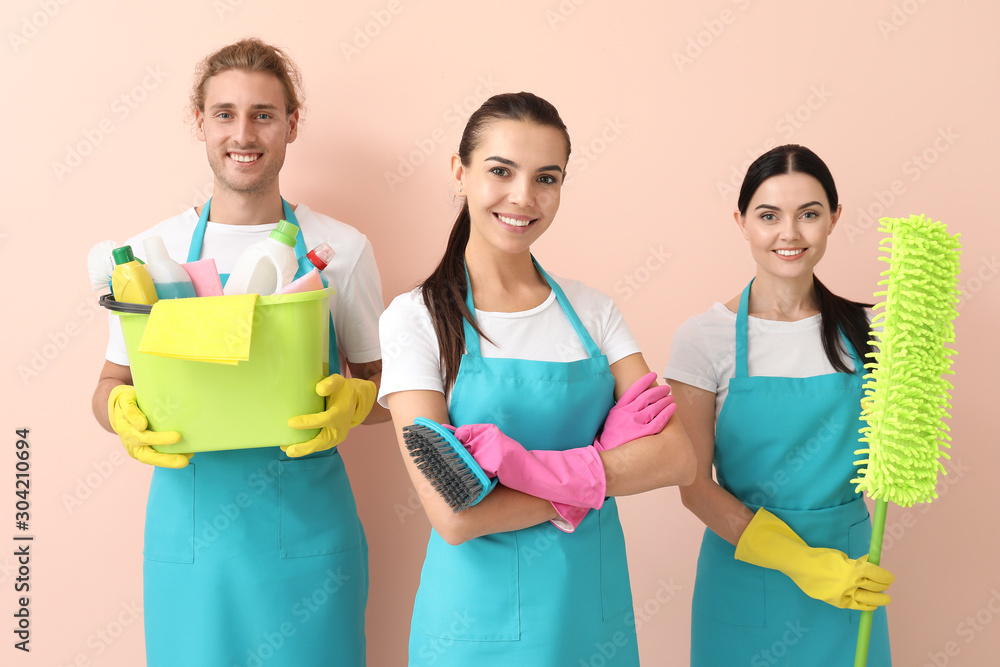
[88,240,118,292]
[403,417,497,512]
[853,214,961,666]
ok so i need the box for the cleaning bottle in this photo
[306,242,335,272]
[223,220,300,296]
[143,235,196,299]
[111,246,159,305]
[277,242,335,295]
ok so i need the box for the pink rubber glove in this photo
[454,424,607,510]
[553,373,676,532]
[595,372,676,452]
[550,503,590,533]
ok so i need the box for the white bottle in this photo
[143,236,196,299]
[223,220,300,296]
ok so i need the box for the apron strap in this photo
[187,198,212,263]
[188,197,340,374]
[189,198,310,275]
[462,264,483,358]
[736,278,868,377]
[277,200,340,374]
[734,279,753,379]
[533,259,603,359]
[461,256,602,360]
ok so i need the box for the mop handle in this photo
[854,498,888,667]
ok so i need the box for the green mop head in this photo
[853,214,961,507]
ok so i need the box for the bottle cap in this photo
[112,246,136,265]
[306,242,335,270]
[270,220,299,248]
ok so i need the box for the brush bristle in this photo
[853,214,961,507]
[88,240,118,292]
[404,424,486,512]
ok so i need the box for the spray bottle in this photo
[276,242,335,295]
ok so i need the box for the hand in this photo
[595,372,676,452]
[735,509,894,611]
[285,374,376,457]
[107,385,188,468]
[551,374,679,532]
[454,423,606,510]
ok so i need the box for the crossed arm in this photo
[385,352,696,545]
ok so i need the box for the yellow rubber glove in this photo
[284,374,376,457]
[107,385,189,468]
[735,508,894,611]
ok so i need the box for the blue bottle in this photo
[143,236,196,299]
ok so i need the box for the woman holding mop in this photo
[665,144,893,665]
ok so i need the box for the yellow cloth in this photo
[735,508,894,611]
[138,294,258,365]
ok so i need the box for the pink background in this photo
[4,1,998,665]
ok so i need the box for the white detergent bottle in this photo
[143,235,196,299]
[223,220,300,296]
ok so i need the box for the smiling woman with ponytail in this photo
[377,92,695,665]
[666,144,893,666]
[420,93,571,393]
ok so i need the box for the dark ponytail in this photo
[813,276,872,374]
[738,144,873,373]
[421,203,482,393]
[421,92,571,392]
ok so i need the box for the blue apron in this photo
[690,280,891,666]
[409,261,640,666]
[142,199,368,667]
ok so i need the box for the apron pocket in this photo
[598,500,634,620]
[144,464,195,564]
[278,454,361,559]
[414,532,520,641]
[692,528,765,627]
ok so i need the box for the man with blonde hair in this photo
[92,38,385,666]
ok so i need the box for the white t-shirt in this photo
[664,303,862,421]
[105,204,384,366]
[377,276,641,407]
